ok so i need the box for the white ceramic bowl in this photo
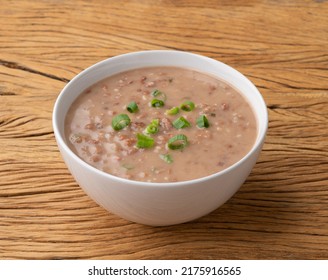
[53,50,268,226]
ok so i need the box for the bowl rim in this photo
[53,50,268,188]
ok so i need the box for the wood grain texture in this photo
[0,0,327,259]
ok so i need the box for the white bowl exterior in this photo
[53,50,268,226]
[59,143,262,226]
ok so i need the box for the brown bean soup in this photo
[65,67,257,182]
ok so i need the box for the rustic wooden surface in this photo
[1,0,327,260]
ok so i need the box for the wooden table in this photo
[1,0,327,260]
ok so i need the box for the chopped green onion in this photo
[180,101,195,112]
[151,89,166,101]
[173,116,191,129]
[136,133,155,149]
[146,126,158,134]
[69,133,83,143]
[150,99,165,108]
[144,119,160,135]
[160,154,173,164]
[122,163,134,170]
[111,114,131,131]
[165,106,179,115]
[167,134,188,150]
[126,101,139,113]
[196,115,210,128]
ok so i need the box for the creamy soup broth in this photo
[65,67,257,182]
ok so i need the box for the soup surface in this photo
[65,67,257,182]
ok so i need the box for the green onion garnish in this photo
[196,115,210,128]
[122,163,134,170]
[150,99,165,108]
[165,106,179,115]
[167,134,188,150]
[180,101,195,112]
[126,101,139,113]
[173,116,191,129]
[144,119,160,135]
[136,133,155,149]
[111,114,131,131]
[151,89,166,101]
[160,154,173,164]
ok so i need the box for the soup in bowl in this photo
[53,50,268,226]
